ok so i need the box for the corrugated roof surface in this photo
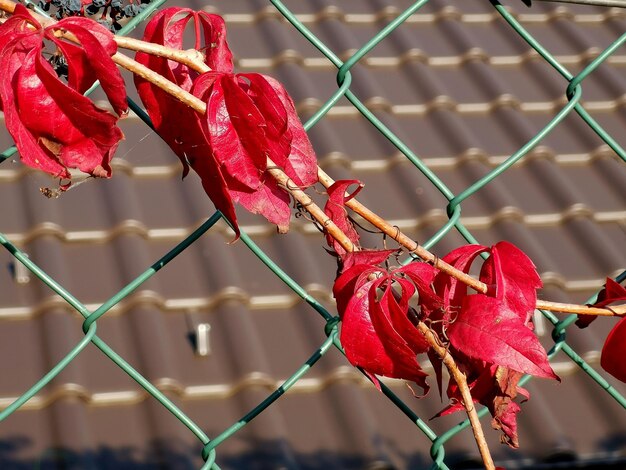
[1,0,626,468]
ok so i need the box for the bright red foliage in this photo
[135,7,318,236]
[333,241,558,447]
[333,257,437,393]
[0,5,127,186]
[323,180,363,257]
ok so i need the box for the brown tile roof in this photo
[1,0,626,468]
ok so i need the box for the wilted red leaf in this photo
[135,9,240,235]
[0,5,126,185]
[333,257,437,393]
[429,242,556,446]
[193,72,318,232]
[259,75,318,188]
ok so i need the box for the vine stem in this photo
[417,322,495,470]
[0,0,622,317]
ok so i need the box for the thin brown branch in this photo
[417,322,495,470]
[317,168,625,317]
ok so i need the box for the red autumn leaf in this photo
[193,71,319,232]
[339,278,429,393]
[435,360,530,448]
[134,9,240,235]
[577,278,626,329]
[601,317,626,383]
[581,278,626,382]
[430,242,555,446]
[207,74,268,191]
[0,5,126,184]
[137,8,318,233]
[480,241,542,324]
[339,248,398,273]
[259,75,318,188]
[594,278,626,307]
[448,294,557,379]
[324,180,363,257]
[333,258,436,393]
[432,244,488,316]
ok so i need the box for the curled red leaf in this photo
[324,180,363,257]
[0,5,126,185]
[581,278,626,382]
[601,316,626,383]
[333,256,437,393]
[577,278,626,329]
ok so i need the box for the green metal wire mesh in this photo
[1,1,626,468]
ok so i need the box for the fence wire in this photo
[1,0,626,469]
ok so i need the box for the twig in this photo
[417,322,496,470]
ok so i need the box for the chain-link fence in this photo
[1,0,626,468]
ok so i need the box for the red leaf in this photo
[594,278,626,307]
[324,180,363,257]
[333,263,383,317]
[339,280,428,392]
[230,176,291,233]
[448,295,557,379]
[0,6,125,184]
[433,244,488,313]
[134,6,233,175]
[480,241,541,324]
[577,278,626,328]
[209,74,266,190]
[385,278,430,354]
[601,317,626,383]
[49,18,127,116]
[260,75,318,188]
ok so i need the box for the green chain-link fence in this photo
[1,0,626,468]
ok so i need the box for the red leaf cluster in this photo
[135,8,318,236]
[333,241,558,447]
[0,5,127,186]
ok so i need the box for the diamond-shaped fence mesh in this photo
[1,0,626,469]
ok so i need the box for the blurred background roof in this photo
[1,0,626,468]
